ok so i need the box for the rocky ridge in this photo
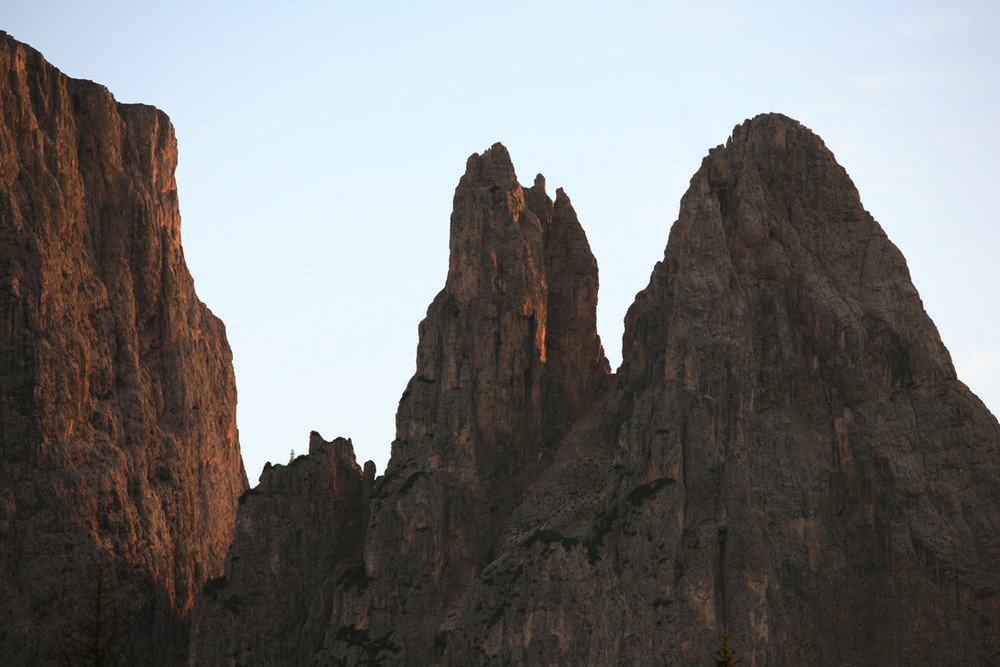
[190,118,1000,666]
[604,114,1000,663]
[188,142,614,666]
[335,145,613,664]
[0,32,247,666]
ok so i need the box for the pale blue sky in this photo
[6,1,999,482]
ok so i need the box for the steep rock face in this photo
[607,113,1000,664]
[180,117,998,666]
[188,433,372,666]
[301,117,997,666]
[315,144,611,664]
[440,114,1000,665]
[0,32,247,666]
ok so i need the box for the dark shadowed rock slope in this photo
[0,32,247,666]
[327,145,613,665]
[191,116,1000,666]
[602,114,1000,664]
[188,433,372,666]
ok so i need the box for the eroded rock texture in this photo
[185,144,612,665]
[322,144,613,665]
[333,119,997,665]
[602,113,1000,664]
[188,433,372,666]
[0,32,247,666]
[188,117,1000,666]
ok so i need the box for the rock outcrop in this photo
[0,32,247,666]
[205,119,999,666]
[188,433,372,666]
[319,145,613,664]
[185,144,614,665]
[430,114,1000,665]
[603,113,1000,664]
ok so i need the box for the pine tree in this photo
[712,627,742,667]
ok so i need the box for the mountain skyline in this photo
[4,2,998,482]
[2,27,998,661]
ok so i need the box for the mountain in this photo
[2,31,998,666]
[189,118,1000,665]
[0,32,246,666]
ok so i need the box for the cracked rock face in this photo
[187,143,612,667]
[0,32,246,666]
[320,119,997,666]
[321,143,613,665]
[517,113,1000,665]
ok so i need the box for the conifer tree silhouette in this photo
[712,627,742,667]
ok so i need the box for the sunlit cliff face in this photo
[0,32,246,665]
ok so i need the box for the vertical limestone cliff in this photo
[7,34,994,666]
[606,113,1000,664]
[0,32,247,666]
[187,144,612,666]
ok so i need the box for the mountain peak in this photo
[460,141,518,190]
[4,32,999,664]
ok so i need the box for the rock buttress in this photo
[0,32,247,666]
[608,113,1000,664]
[182,117,999,667]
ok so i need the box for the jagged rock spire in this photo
[341,143,610,664]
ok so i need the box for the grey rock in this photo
[188,433,371,667]
[8,30,996,664]
[323,118,998,665]
[192,118,1000,666]
[315,143,612,666]
[441,115,1000,665]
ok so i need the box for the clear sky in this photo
[5,1,999,483]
